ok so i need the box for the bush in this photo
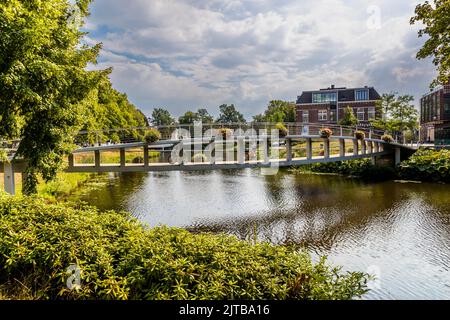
[275,123,288,137]
[399,149,450,183]
[320,128,333,138]
[381,134,394,143]
[144,129,161,144]
[0,194,370,300]
[354,131,365,140]
[308,159,397,182]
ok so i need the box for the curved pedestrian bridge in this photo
[0,124,415,194]
[66,135,399,173]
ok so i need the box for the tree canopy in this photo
[150,108,175,126]
[253,100,296,123]
[178,109,214,125]
[339,106,358,126]
[0,0,147,194]
[371,93,419,134]
[216,104,246,124]
[411,0,450,86]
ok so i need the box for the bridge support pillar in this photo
[95,150,101,168]
[371,156,377,166]
[339,139,345,157]
[143,145,149,168]
[361,140,367,155]
[120,149,126,167]
[374,142,380,153]
[323,139,330,159]
[395,147,401,166]
[68,154,74,169]
[306,138,312,160]
[286,138,292,163]
[3,162,15,195]
[368,141,373,154]
[353,139,359,156]
[237,137,245,164]
[261,139,270,164]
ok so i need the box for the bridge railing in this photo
[73,123,387,147]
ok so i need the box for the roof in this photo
[296,86,381,104]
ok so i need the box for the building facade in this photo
[420,84,450,144]
[296,85,381,127]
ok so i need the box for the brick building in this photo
[296,85,381,127]
[420,84,450,144]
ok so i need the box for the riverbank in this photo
[0,193,370,300]
[293,149,450,184]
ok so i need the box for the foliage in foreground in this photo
[0,194,370,300]
[399,149,450,183]
[302,159,398,182]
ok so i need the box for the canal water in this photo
[71,169,450,300]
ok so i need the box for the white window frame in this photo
[318,110,328,121]
[302,111,309,123]
[357,108,365,121]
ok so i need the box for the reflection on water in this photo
[72,169,450,300]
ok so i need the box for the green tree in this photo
[411,0,450,87]
[253,100,296,123]
[178,111,200,125]
[371,94,419,134]
[0,0,107,194]
[197,108,214,123]
[216,104,246,124]
[151,108,175,126]
[339,106,358,126]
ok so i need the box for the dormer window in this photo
[312,92,337,103]
[355,89,369,101]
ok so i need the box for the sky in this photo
[84,0,436,120]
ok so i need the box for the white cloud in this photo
[85,0,435,118]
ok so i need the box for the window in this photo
[355,89,369,101]
[368,107,376,120]
[302,111,309,123]
[357,108,365,121]
[318,110,327,121]
[312,92,337,103]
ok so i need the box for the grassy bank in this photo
[293,159,398,182]
[293,149,450,184]
[0,193,370,300]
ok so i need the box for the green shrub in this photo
[308,159,397,182]
[144,129,161,144]
[354,131,365,140]
[399,149,450,183]
[275,123,288,137]
[0,194,370,300]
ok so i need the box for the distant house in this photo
[420,84,450,145]
[296,85,381,127]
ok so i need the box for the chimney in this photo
[331,84,335,89]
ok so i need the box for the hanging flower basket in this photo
[320,128,333,138]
